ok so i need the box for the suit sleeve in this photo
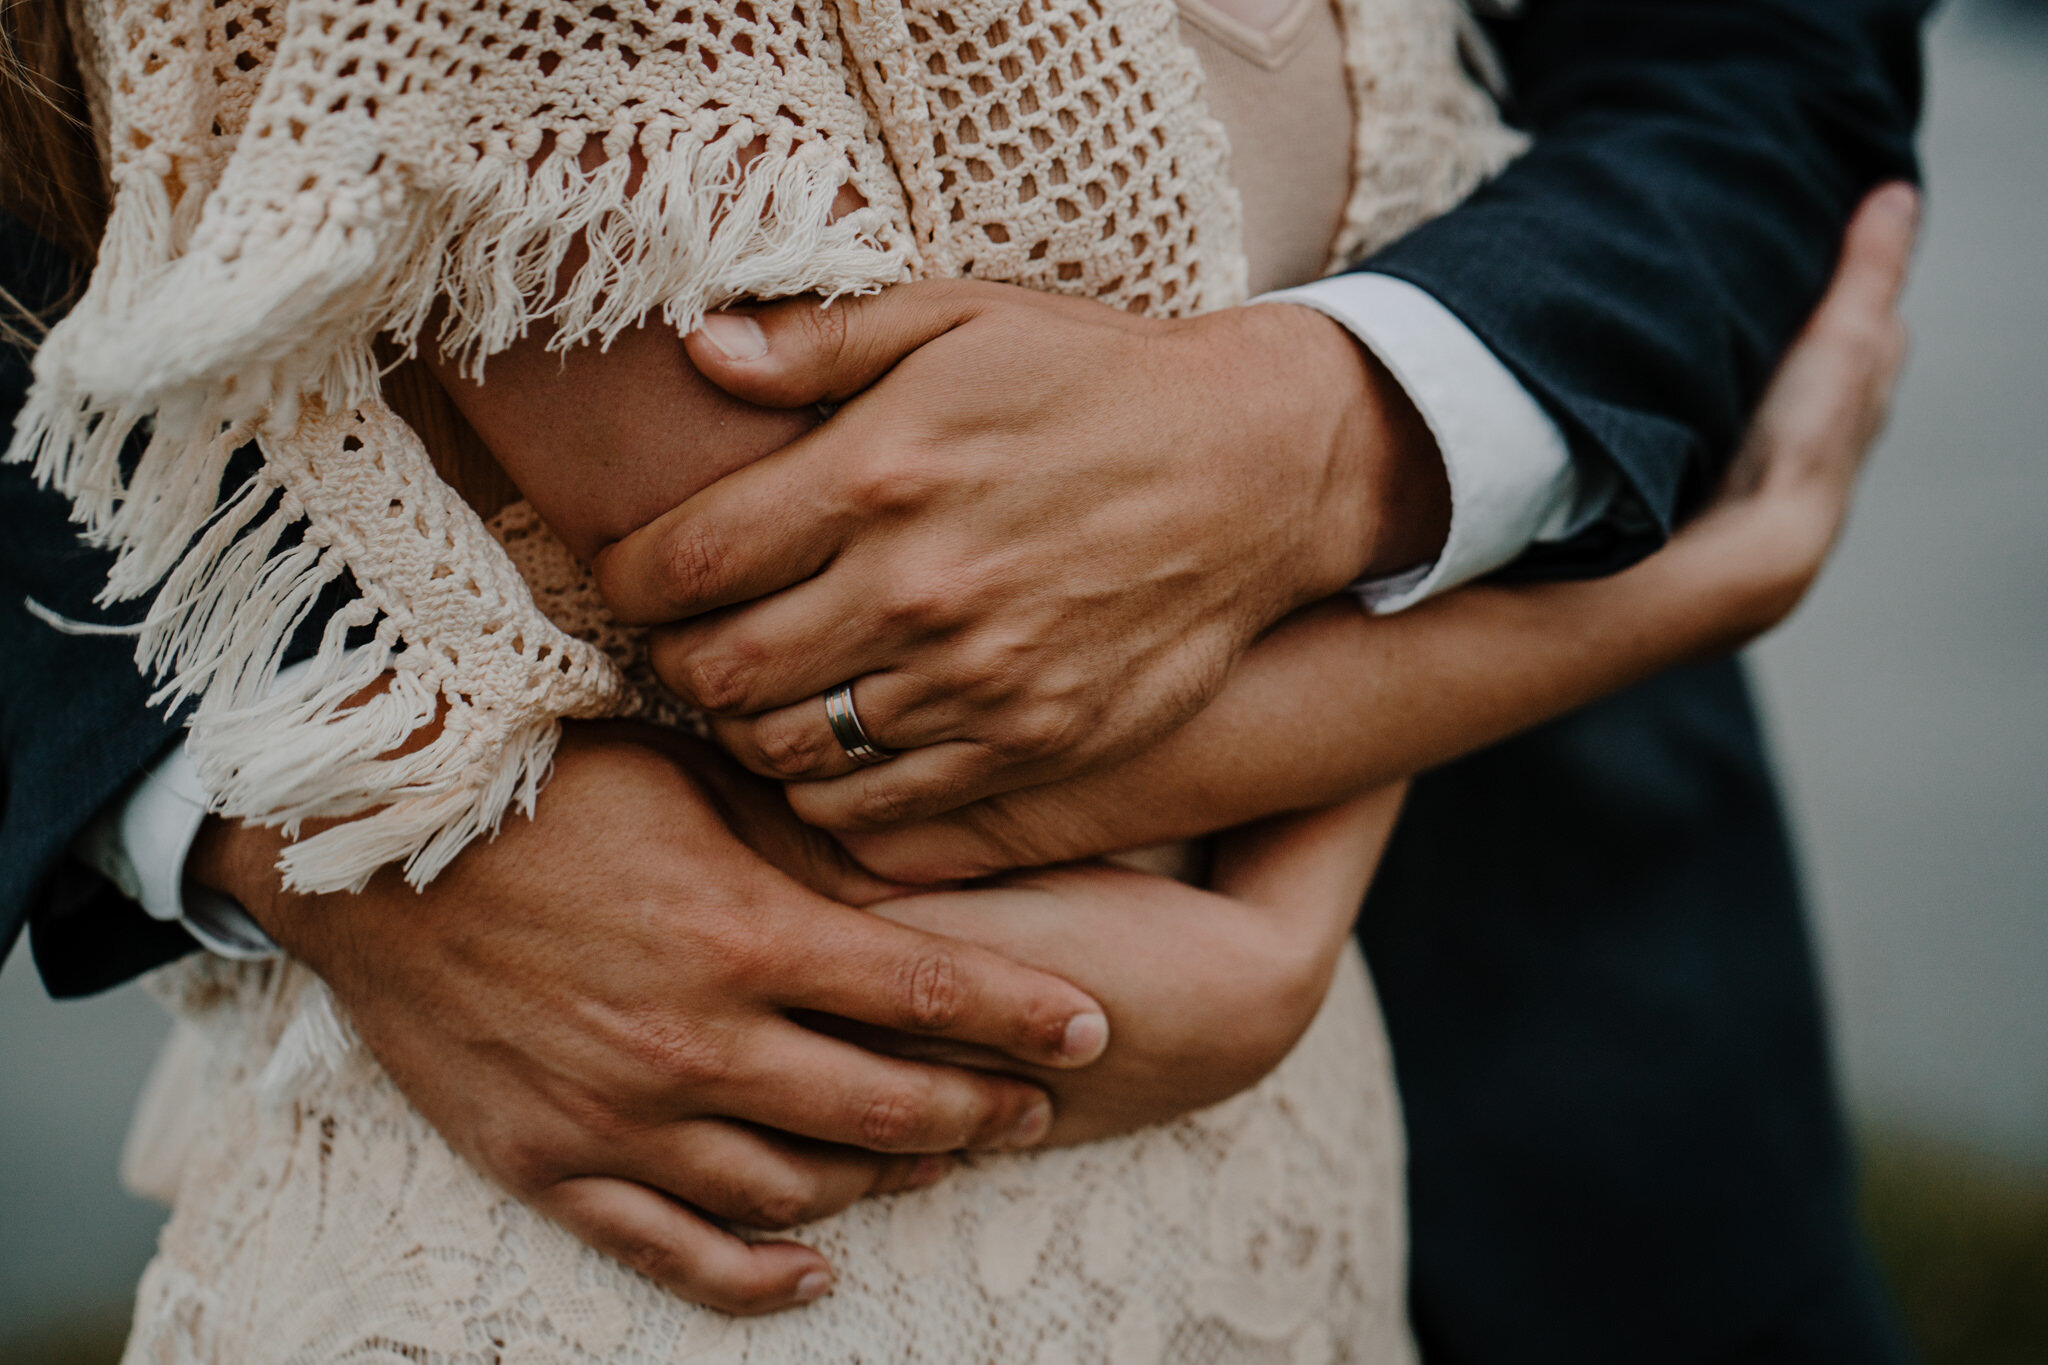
[4,213,370,996]
[1,218,201,994]
[1358,0,1930,578]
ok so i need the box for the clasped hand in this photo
[592,282,1445,828]
[193,724,1112,1315]
[202,279,1429,1320]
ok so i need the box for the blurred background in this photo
[4,0,2045,1359]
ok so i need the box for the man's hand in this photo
[189,722,1110,1315]
[592,282,1446,830]
[835,183,1921,883]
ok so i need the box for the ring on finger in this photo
[823,681,896,766]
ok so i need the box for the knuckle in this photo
[947,623,1043,706]
[701,912,778,986]
[858,1080,930,1149]
[677,649,754,714]
[898,945,967,1032]
[805,296,853,376]
[619,1010,735,1091]
[974,690,1085,765]
[655,524,726,607]
[849,779,919,828]
[549,1081,639,1145]
[473,1124,561,1195]
[954,625,1017,680]
[754,718,827,777]
[1002,703,1082,763]
[607,1228,696,1294]
[879,579,957,634]
[848,448,944,518]
[739,1172,823,1232]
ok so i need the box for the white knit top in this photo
[13,0,1521,890]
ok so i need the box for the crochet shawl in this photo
[11,0,1521,892]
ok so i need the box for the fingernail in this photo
[1060,1011,1109,1064]
[1003,1097,1053,1150]
[698,312,768,361]
[908,1154,950,1189]
[1872,182,1920,227]
[795,1269,834,1303]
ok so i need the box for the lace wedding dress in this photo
[98,0,1520,1352]
[126,941,1406,1365]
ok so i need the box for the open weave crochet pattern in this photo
[12,0,1520,892]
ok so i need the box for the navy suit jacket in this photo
[2,0,1927,1356]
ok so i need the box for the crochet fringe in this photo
[41,125,906,425]
[7,129,895,892]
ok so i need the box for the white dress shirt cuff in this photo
[73,675,309,960]
[1255,272,1592,614]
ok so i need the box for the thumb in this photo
[684,280,993,408]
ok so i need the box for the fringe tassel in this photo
[410,127,908,375]
[21,596,144,635]
[32,123,907,433]
[257,978,359,1102]
[8,364,601,895]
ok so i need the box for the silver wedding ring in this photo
[824,681,895,765]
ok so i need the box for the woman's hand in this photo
[837,182,1919,881]
[845,788,1405,1143]
[1674,180,1917,631]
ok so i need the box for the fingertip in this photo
[795,1268,836,1303]
[683,308,801,409]
[1866,180,1921,233]
[718,1241,840,1315]
[1059,1009,1110,1065]
[837,827,985,885]
[696,311,770,363]
[1818,182,1920,334]
[587,533,654,624]
[1849,182,1921,281]
[548,1176,839,1315]
[728,1243,837,1314]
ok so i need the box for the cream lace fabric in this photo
[12,0,1520,891]
[126,940,1408,1364]
[116,504,1416,1363]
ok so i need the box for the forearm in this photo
[1170,530,1784,823]
[1066,576,1751,834]
[424,320,816,563]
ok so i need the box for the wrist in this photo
[1265,304,1449,592]
[1350,343,1451,579]
[188,815,299,950]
